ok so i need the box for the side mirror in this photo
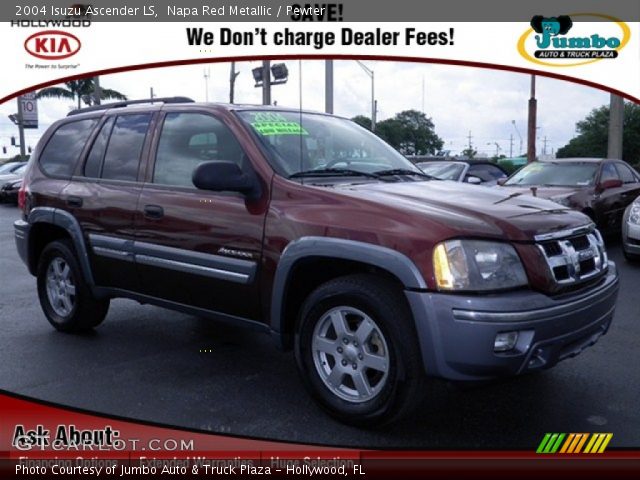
[497,177,507,186]
[465,175,482,185]
[192,161,260,199]
[597,178,623,192]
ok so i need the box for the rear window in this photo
[39,119,98,178]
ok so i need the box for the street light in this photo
[252,63,289,87]
[487,142,501,156]
[356,60,376,132]
[252,62,289,105]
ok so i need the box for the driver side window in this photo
[599,163,620,183]
[153,112,245,187]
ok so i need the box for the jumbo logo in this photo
[24,30,81,60]
[518,14,630,67]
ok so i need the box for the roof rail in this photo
[67,96,195,116]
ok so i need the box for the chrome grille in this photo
[536,226,608,286]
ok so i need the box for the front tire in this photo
[37,239,110,333]
[295,274,426,427]
[623,248,640,262]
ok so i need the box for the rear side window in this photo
[39,119,98,178]
[101,114,152,181]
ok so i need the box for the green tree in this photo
[36,79,127,109]
[351,115,372,130]
[557,102,640,166]
[376,110,443,155]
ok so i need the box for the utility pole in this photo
[15,99,26,158]
[325,60,333,114]
[229,62,239,104]
[607,93,624,159]
[371,71,376,132]
[527,74,537,163]
[542,136,548,155]
[356,61,375,132]
[467,130,473,149]
[150,87,155,102]
[203,68,210,102]
[509,133,514,158]
[93,76,101,105]
[262,60,271,105]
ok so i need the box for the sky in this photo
[0,60,610,158]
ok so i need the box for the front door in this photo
[134,111,267,321]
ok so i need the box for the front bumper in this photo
[622,219,640,256]
[0,187,19,203]
[405,262,619,381]
[14,219,30,270]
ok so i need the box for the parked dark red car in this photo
[14,99,619,426]
[500,158,640,233]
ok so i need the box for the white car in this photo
[622,198,640,261]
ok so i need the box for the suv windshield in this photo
[505,161,598,187]
[237,110,422,178]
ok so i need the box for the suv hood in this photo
[337,180,591,242]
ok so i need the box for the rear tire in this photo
[37,239,109,333]
[294,274,426,427]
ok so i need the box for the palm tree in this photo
[36,78,127,109]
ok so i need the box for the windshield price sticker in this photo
[250,113,308,136]
[252,121,308,136]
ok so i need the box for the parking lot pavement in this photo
[0,202,638,449]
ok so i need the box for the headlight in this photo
[629,204,640,225]
[433,240,528,291]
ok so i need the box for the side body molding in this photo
[27,207,96,286]
[269,236,428,334]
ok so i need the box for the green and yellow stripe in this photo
[536,433,613,454]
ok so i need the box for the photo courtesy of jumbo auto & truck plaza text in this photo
[0,0,639,478]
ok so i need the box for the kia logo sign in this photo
[24,30,81,60]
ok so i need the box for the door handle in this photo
[143,205,164,219]
[66,196,83,208]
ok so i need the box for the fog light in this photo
[494,331,519,352]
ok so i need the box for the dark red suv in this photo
[14,98,619,426]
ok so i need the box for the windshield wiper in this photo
[373,168,436,180]
[289,168,388,181]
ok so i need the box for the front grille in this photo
[536,227,607,287]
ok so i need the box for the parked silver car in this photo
[416,160,508,185]
[622,198,640,261]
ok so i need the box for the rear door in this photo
[133,110,267,321]
[595,161,626,231]
[63,112,155,291]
